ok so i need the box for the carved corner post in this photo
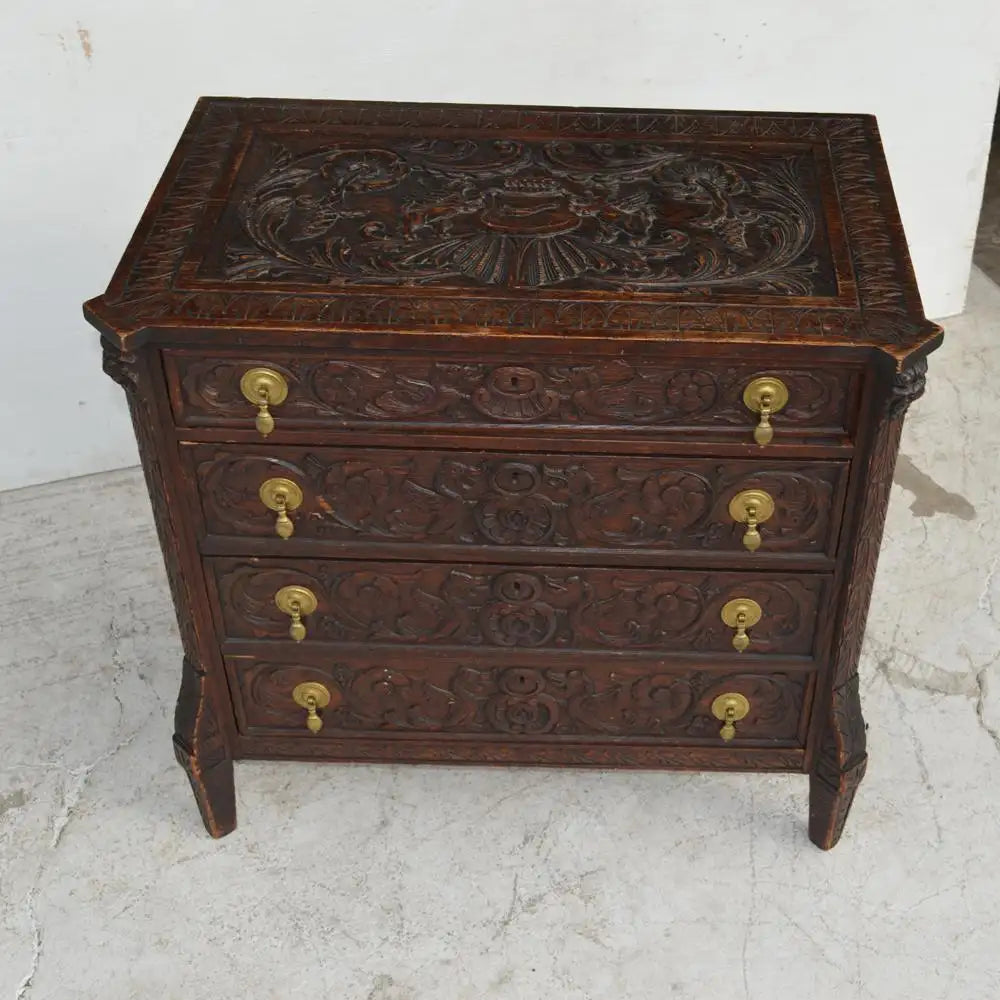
[103,339,237,837]
[809,356,927,849]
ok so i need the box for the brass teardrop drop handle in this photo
[711,692,750,741]
[259,478,304,539]
[743,376,789,446]
[275,585,318,641]
[240,367,289,438]
[728,489,776,553]
[292,681,332,734]
[720,598,762,653]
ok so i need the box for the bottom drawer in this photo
[225,651,815,747]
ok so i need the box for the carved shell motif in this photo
[471,367,560,422]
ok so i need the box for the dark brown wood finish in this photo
[86,98,941,847]
[209,557,828,656]
[103,343,237,837]
[165,350,859,443]
[226,653,814,744]
[808,358,927,847]
[186,444,848,561]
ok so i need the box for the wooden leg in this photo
[809,757,867,850]
[809,673,867,849]
[173,657,236,838]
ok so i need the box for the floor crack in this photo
[493,872,520,940]
[876,657,943,845]
[978,552,999,619]
[14,887,42,1000]
[49,729,141,850]
[975,668,1000,756]
[107,612,131,727]
[866,637,979,698]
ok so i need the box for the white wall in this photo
[2,1,998,492]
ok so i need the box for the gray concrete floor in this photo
[2,271,1000,999]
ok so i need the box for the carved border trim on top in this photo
[101,101,931,349]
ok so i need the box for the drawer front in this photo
[166,351,858,442]
[210,557,828,657]
[188,444,848,559]
[227,651,813,746]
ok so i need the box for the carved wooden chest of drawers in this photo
[85,98,942,847]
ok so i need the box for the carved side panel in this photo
[230,657,809,742]
[213,558,827,656]
[192,445,845,555]
[103,344,201,664]
[810,358,927,848]
[170,354,855,436]
[102,340,235,836]
[832,359,927,689]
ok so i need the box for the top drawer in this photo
[164,351,861,446]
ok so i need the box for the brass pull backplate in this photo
[721,597,763,652]
[259,477,304,539]
[743,376,789,446]
[292,681,332,734]
[240,367,289,438]
[711,692,751,741]
[728,489,776,552]
[275,585,318,641]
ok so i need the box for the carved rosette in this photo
[472,463,558,545]
[485,669,562,735]
[479,573,559,648]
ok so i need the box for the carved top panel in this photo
[210,136,836,296]
[85,98,940,358]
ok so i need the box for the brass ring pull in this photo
[721,598,762,653]
[743,376,789,446]
[711,692,750,741]
[728,489,776,552]
[275,585,318,641]
[240,367,289,438]
[259,478,304,539]
[292,681,332,734]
